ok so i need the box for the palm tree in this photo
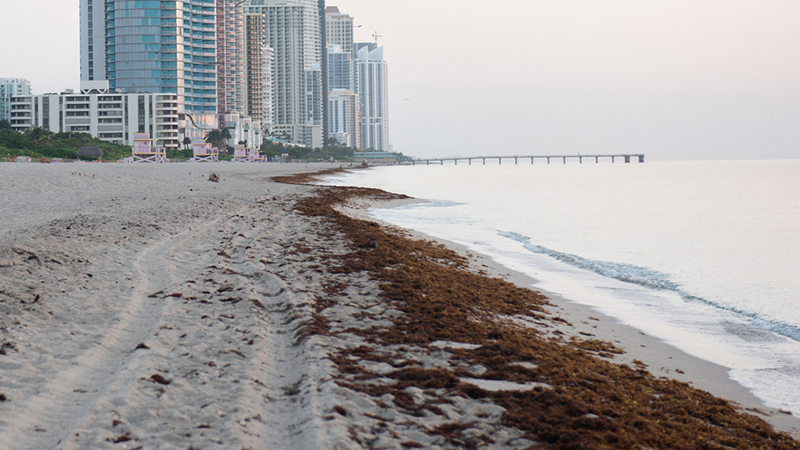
[221,128,232,154]
[27,127,51,147]
[182,136,192,149]
[205,129,224,152]
[205,128,233,154]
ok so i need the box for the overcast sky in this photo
[2,0,798,160]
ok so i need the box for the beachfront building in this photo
[328,45,354,90]
[1,79,32,122]
[9,81,179,149]
[328,89,358,148]
[355,44,389,151]
[305,64,324,148]
[100,0,218,116]
[243,13,273,129]
[217,0,246,128]
[325,6,354,57]
[326,45,356,147]
[80,0,107,82]
[80,0,274,149]
[245,0,323,148]
[80,1,216,141]
[225,113,264,149]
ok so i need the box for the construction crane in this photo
[372,30,383,45]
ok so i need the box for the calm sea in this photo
[324,160,800,414]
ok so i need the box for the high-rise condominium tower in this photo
[245,0,323,147]
[81,0,218,115]
[80,0,107,81]
[325,6,353,56]
[328,89,357,148]
[327,44,352,90]
[217,0,245,127]
[327,44,357,148]
[356,45,389,151]
[243,13,273,129]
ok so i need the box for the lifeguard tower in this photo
[249,148,266,162]
[232,145,264,162]
[131,133,167,163]
[189,140,219,163]
[232,145,250,162]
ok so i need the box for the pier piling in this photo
[407,154,645,166]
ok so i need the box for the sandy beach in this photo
[1,162,798,449]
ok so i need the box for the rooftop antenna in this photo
[372,30,383,46]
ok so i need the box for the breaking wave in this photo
[499,230,800,343]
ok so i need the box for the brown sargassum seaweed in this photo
[276,169,799,449]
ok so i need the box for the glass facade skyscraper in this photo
[327,44,353,90]
[1,78,32,122]
[105,0,217,114]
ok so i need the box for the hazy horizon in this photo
[1,0,798,160]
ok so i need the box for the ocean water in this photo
[324,160,800,414]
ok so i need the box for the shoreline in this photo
[0,163,798,448]
[335,173,800,439]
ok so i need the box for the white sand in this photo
[0,162,356,449]
[0,162,798,450]
[0,163,545,449]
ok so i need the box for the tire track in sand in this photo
[1,209,246,450]
[218,208,331,450]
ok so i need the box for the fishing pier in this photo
[405,154,645,166]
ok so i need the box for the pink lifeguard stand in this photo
[249,148,265,162]
[190,140,219,163]
[232,145,264,162]
[232,144,250,162]
[131,133,167,163]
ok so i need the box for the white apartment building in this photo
[325,6,354,57]
[224,112,264,149]
[245,0,322,148]
[328,89,358,148]
[1,79,32,122]
[9,81,179,149]
[356,45,389,151]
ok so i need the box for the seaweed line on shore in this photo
[276,168,800,449]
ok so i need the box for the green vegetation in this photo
[261,137,359,162]
[0,125,408,163]
[0,128,132,161]
[164,148,195,162]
